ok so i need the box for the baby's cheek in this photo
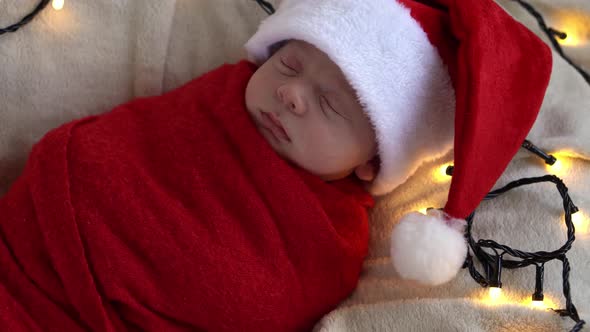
[287,125,345,169]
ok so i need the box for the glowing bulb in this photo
[476,290,558,310]
[52,0,64,10]
[521,296,557,310]
[489,287,502,301]
[477,287,507,306]
[418,207,428,215]
[553,11,589,47]
[547,157,562,171]
[560,33,581,46]
[572,211,589,235]
[434,163,453,182]
[556,27,583,47]
[545,153,571,177]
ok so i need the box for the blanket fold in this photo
[0,61,374,332]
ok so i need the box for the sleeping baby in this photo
[0,0,552,331]
[245,39,379,183]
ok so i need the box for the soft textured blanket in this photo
[0,61,374,331]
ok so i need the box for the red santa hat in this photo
[245,0,552,285]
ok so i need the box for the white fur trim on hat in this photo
[245,0,455,195]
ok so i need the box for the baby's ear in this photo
[354,162,376,182]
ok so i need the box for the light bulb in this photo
[531,300,545,309]
[489,287,502,301]
[434,163,453,182]
[548,157,563,171]
[552,10,590,47]
[572,211,589,234]
[52,0,64,10]
[545,153,572,177]
[560,33,582,46]
[522,295,558,310]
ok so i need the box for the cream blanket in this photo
[0,1,589,331]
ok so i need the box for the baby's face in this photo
[245,40,377,181]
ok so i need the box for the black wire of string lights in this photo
[459,1,589,330]
[461,174,585,332]
[514,0,590,84]
[0,0,50,36]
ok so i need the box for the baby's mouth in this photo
[260,111,291,142]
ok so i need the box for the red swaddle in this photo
[0,61,373,331]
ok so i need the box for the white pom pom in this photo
[390,209,467,286]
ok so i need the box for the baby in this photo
[0,0,552,331]
[245,39,379,182]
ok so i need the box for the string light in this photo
[52,0,64,11]
[552,11,590,47]
[531,299,545,309]
[544,152,576,177]
[571,211,589,235]
[478,287,559,310]
[547,157,565,174]
[522,294,558,310]
[488,287,503,302]
[514,0,589,85]
[558,32,582,47]
[0,0,51,36]
[531,264,545,305]
[477,288,507,306]
[520,140,575,178]
[433,163,453,182]
[464,174,584,331]
[522,140,556,165]
[486,253,504,302]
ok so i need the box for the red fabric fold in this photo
[0,61,373,331]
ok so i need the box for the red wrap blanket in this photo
[0,61,373,331]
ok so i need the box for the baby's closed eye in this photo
[319,95,348,120]
[279,55,301,75]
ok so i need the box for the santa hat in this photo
[245,0,552,285]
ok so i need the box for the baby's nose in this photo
[277,84,307,116]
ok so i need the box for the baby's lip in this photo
[261,111,291,142]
